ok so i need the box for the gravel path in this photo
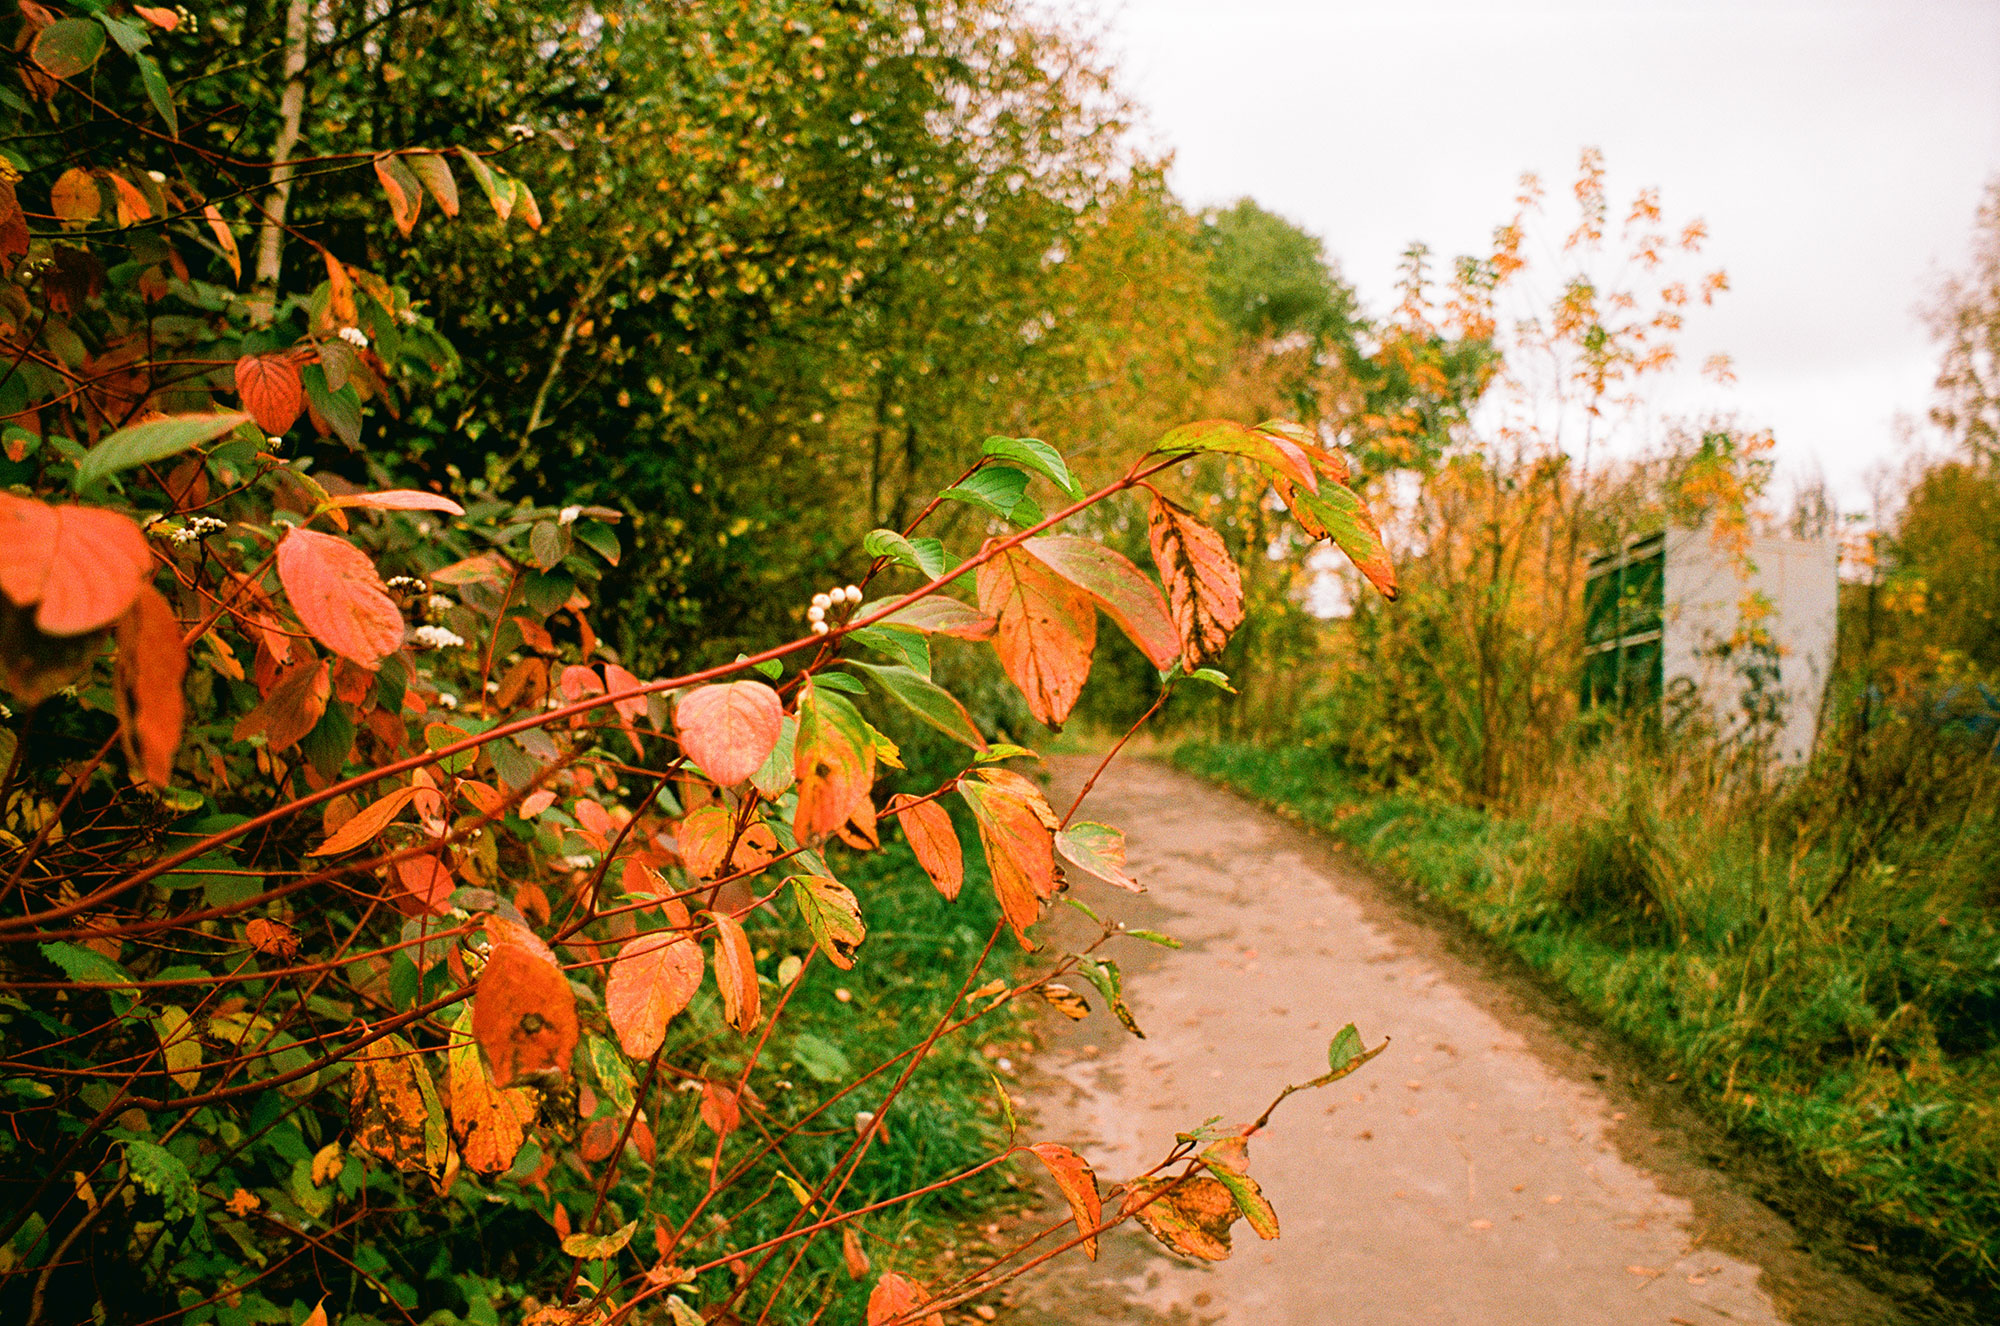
[994,757,1908,1326]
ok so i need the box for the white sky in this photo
[1094,0,2000,508]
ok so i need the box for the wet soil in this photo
[991,758,1947,1326]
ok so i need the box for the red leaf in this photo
[792,679,874,843]
[234,355,303,436]
[232,659,329,755]
[710,909,761,1034]
[602,662,648,720]
[392,853,454,916]
[605,926,705,1059]
[1274,475,1398,600]
[975,540,1095,728]
[329,489,466,515]
[1023,536,1179,670]
[471,915,578,1087]
[1025,1142,1104,1260]
[957,769,1059,946]
[867,1272,943,1326]
[276,528,405,669]
[675,680,783,786]
[1146,494,1244,669]
[115,584,185,787]
[0,494,152,636]
[886,793,962,901]
[873,594,996,641]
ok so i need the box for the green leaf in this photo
[30,19,106,78]
[1075,956,1142,1038]
[561,1219,638,1260]
[811,670,866,695]
[845,624,930,676]
[1327,1023,1365,1074]
[941,465,1033,523]
[1200,1136,1280,1240]
[983,436,1082,498]
[572,521,621,566]
[843,660,984,749]
[136,52,177,137]
[1062,897,1102,924]
[750,714,797,798]
[789,1032,853,1084]
[790,875,865,969]
[528,520,566,571]
[124,1139,197,1221]
[457,146,512,221]
[975,743,1039,763]
[1124,928,1182,949]
[863,527,951,579]
[989,1069,1020,1135]
[1152,418,1318,492]
[1279,479,1398,600]
[1183,667,1236,693]
[301,365,361,448]
[74,413,251,489]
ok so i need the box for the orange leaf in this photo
[1023,536,1179,671]
[232,659,330,755]
[674,805,732,880]
[605,927,704,1059]
[308,782,417,855]
[202,203,239,282]
[320,249,358,325]
[348,1032,446,1175]
[842,1225,870,1279]
[104,172,152,226]
[1026,1142,1104,1259]
[1146,494,1244,669]
[329,489,465,515]
[0,494,152,636]
[373,152,423,236]
[115,584,185,787]
[448,1005,534,1175]
[1125,1176,1239,1261]
[276,528,405,669]
[886,793,962,901]
[50,168,98,222]
[234,354,303,436]
[699,1079,741,1138]
[792,678,874,843]
[866,1272,942,1326]
[245,918,300,959]
[710,909,760,1034]
[976,540,1095,728]
[404,152,460,217]
[957,770,1058,946]
[472,915,578,1087]
[675,680,782,786]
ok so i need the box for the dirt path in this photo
[996,757,1911,1326]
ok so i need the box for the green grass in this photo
[1172,740,2000,1307]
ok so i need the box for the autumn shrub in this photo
[0,11,1409,1321]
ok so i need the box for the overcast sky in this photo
[1094,0,2000,508]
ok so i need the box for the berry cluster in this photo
[808,584,862,636]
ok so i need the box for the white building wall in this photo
[1660,528,1840,764]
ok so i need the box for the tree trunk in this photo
[249,0,310,324]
